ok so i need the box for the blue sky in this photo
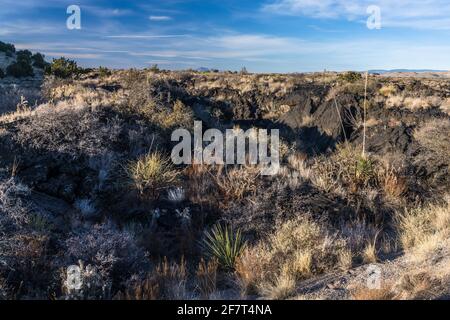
[1,0,450,72]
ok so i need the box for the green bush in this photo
[149,64,160,73]
[338,71,363,83]
[6,60,34,78]
[0,41,15,55]
[16,50,32,64]
[98,66,111,78]
[31,53,48,69]
[47,57,80,78]
[202,224,246,270]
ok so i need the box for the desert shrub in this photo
[397,196,450,258]
[64,223,147,282]
[379,84,397,97]
[338,71,362,83]
[213,165,260,205]
[47,57,80,78]
[0,178,31,229]
[118,258,188,300]
[16,50,32,64]
[6,61,34,78]
[307,144,378,195]
[386,95,443,111]
[16,104,124,157]
[31,52,48,69]
[240,218,350,299]
[149,64,160,73]
[127,152,179,197]
[0,41,15,55]
[98,66,111,78]
[162,100,194,129]
[377,166,407,199]
[394,271,445,300]
[6,51,34,78]
[61,261,112,300]
[137,99,194,130]
[201,224,246,270]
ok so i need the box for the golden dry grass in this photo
[351,286,396,300]
[398,195,450,260]
[379,84,397,97]
[235,217,352,299]
[127,152,179,196]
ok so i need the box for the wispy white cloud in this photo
[83,6,134,17]
[262,0,450,30]
[149,15,172,21]
[105,34,188,39]
[41,52,102,59]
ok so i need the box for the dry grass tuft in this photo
[377,166,407,199]
[120,257,188,300]
[213,165,260,204]
[127,152,179,197]
[386,95,442,111]
[196,258,218,298]
[379,84,397,97]
[397,196,450,259]
[351,285,396,300]
[236,218,350,299]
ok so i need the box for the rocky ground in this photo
[0,67,449,300]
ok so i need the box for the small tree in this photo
[150,64,160,73]
[31,53,48,69]
[6,58,34,78]
[47,57,80,78]
[0,41,15,56]
[16,50,32,64]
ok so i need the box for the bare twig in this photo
[362,71,369,158]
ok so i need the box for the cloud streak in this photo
[263,0,450,29]
[149,15,172,21]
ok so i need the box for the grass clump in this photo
[127,152,179,196]
[379,84,397,97]
[202,224,246,270]
[236,218,351,299]
[397,196,450,258]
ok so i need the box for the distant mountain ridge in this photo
[369,69,449,74]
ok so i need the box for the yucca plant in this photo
[355,156,374,185]
[202,224,246,270]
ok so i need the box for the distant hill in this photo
[369,69,448,74]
